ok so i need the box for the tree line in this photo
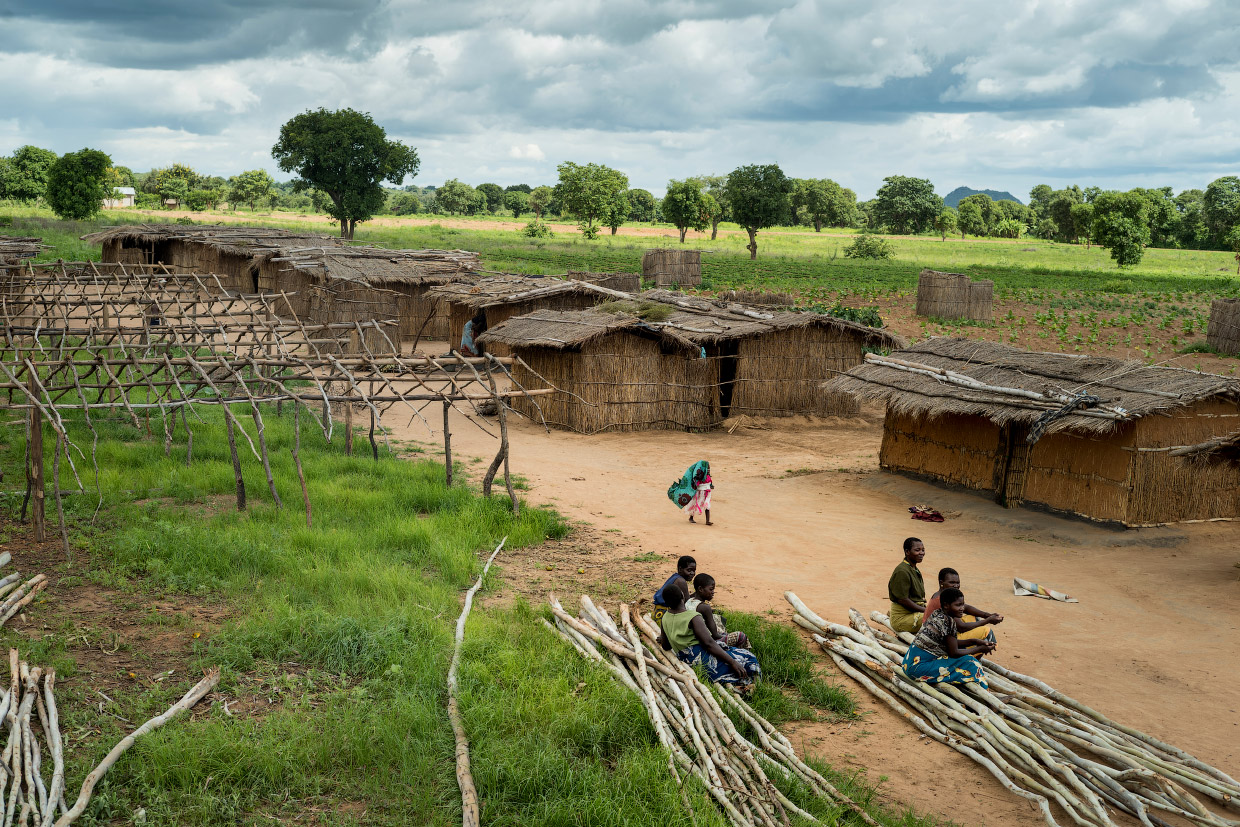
[6,106,1240,264]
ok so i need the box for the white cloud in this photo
[508,143,545,160]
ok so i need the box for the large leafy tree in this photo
[45,148,112,220]
[528,185,553,219]
[695,175,729,240]
[4,146,58,203]
[1069,203,1094,248]
[1203,176,1240,245]
[872,175,940,234]
[661,179,709,242]
[627,188,656,223]
[933,208,957,241]
[555,162,628,239]
[957,200,985,238]
[957,193,996,236]
[604,189,629,235]
[503,190,529,218]
[476,182,504,214]
[1174,189,1208,249]
[726,164,793,259]
[435,179,477,215]
[1028,184,1054,220]
[272,108,419,238]
[228,169,275,211]
[1092,190,1151,266]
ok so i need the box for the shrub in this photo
[825,303,884,328]
[843,231,894,260]
[522,219,553,238]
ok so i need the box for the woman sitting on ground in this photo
[658,579,760,690]
[923,567,1003,644]
[901,587,995,687]
[687,573,750,649]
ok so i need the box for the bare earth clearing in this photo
[393,346,1240,827]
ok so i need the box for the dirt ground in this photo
[394,358,1240,827]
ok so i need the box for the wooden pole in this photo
[443,400,453,487]
[292,406,311,528]
[29,402,44,543]
[224,407,246,511]
[344,396,354,456]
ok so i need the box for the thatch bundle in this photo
[566,270,641,293]
[826,337,1240,525]
[1206,297,1240,355]
[480,293,902,431]
[915,269,994,322]
[642,248,701,287]
[427,275,626,356]
[717,289,797,307]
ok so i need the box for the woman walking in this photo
[667,460,713,525]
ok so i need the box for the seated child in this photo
[923,567,1003,642]
[687,573,750,649]
[651,555,696,625]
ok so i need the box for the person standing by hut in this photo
[887,537,927,634]
[459,310,488,356]
[668,460,713,525]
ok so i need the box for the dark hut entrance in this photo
[711,342,741,417]
[994,424,1032,507]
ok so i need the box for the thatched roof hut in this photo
[0,237,44,266]
[81,225,348,289]
[826,337,1240,526]
[427,275,628,356]
[258,246,479,344]
[642,248,701,287]
[915,269,993,322]
[479,293,903,432]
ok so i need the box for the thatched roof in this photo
[425,275,628,309]
[267,246,480,285]
[826,337,1240,435]
[80,224,349,257]
[0,237,45,262]
[476,308,698,352]
[635,289,905,348]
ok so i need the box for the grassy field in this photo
[0,370,928,826]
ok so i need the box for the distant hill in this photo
[943,186,1022,208]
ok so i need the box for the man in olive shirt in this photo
[887,537,926,633]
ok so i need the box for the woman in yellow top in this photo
[657,579,759,689]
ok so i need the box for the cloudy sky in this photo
[2,0,1238,199]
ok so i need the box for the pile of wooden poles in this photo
[0,649,218,827]
[0,554,45,631]
[547,594,879,827]
[785,592,1240,827]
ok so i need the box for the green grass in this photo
[0,357,927,827]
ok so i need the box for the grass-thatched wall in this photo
[915,270,994,322]
[730,325,864,417]
[1206,298,1240,355]
[642,249,701,287]
[567,271,641,293]
[484,318,719,433]
[446,295,603,357]
[829,337,1240,526]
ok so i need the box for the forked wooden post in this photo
[224,406,246,511]
[344,394,354,456]
[28,402,45,543]
[443,399,453,487]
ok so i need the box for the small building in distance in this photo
[826,337,1240,527]
[103,187,136,208]
[426,275,628,356]
[478,294,902,433]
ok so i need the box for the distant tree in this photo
[503,189,529,218]
[1225,226,1240,274]
[1034,218,1058,240]
[627,188,657,223]
[701,192,721,236]
[697,175,729,239]
[271,107,419,238]
[604,189,629,235]
[933,208,957,241]
[1203,176,1240,246]
[528,185,553,219]
[387,190,421,215]
[476,182,504,214]
[1048,187,1084,241]
[1092,190,1151,266]
[873,175,941,234]
[789,179,812,226]
[994,218,1022,239]
[45,148,111,220]
[183,189,214,211]
[104,165,136,190]
[228,169,276,211]
[159,177,189,209]
[1028,184,1054,220]
[504,183,532,194]
[958,193,996,236]
[822,180,858,228]
[555,162,628,239]
[1134,186,1179,247]
[434,179,476,215]
[1069,203,1094,248]
[144,163,200,195]
[1173,189,1208,249]
[1083,186,1102,203]
[726,164,793,259]
[661,179,709,242]
[798,180,833,232]
[957,200,985,238]
[3,146,58,203]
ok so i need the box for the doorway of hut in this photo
[994,423,1032,507]
[711,342,741,418]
